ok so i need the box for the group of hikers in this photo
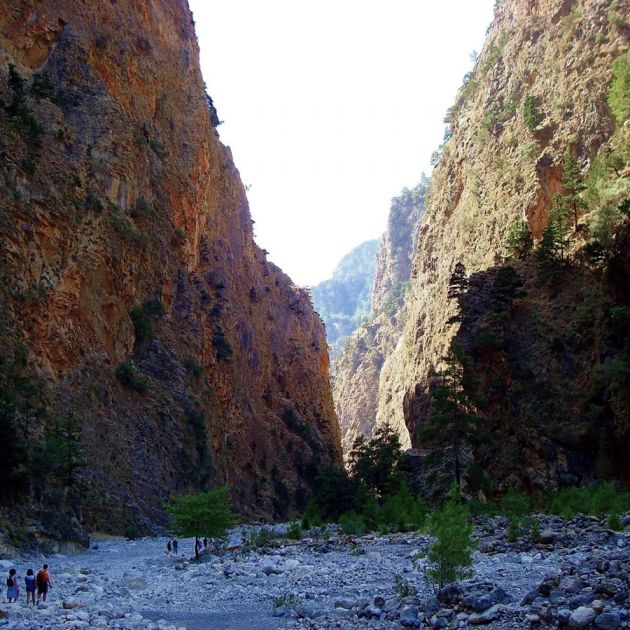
[165,537,210,557]
[5,564,51,605]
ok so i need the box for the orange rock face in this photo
[0,0,341,531]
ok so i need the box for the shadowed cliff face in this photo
[376,0,628,450]
[0,0,341,534]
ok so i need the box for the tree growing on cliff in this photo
[560,150,586,231]
[446,262,469,324]
[506,220,533,259]
[165,486,237,560]
[44,414,85,487]
[419,347,485,487]
[489,266,527,312]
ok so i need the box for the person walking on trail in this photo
[166,540,172,556]
[24,568,36,606]
[172,539,178,555]
[6,568,18,603]
[203,537,208,550]
[35,564,51,603]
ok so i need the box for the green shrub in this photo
[530,518,541,543]
[285,520,302,540]
[183,356,203,378]
[506,220,534,259]
[212,326,233,362]
[500,489,530,517]
[523,94,541,130]
[507,516,521,542]
[608,512,622,531]
[248,527,278,547]
[547,482,630,520]
[380,484,427,532]
[608,51,630,126]
[420,497,474,589]
[165,486,237,559]
[394,574,417,598]
[305,465,358,523]
[115,362,148,393]
[129,299,164,352]
[339,511,366,536]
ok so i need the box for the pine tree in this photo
[506,220,533,259]
[44,414,85,486]
[489,266,526,312]
[447,262,469,324]
[419,348,485,487]
[561,150,586,231]
[348,423,403,500]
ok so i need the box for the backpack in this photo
[6,576,13,587]
[35,570,46,586]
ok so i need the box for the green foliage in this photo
[31,72,55,101]
[419,347,485,487]
[84,194,103,213]
[285,520,302,540]
[247,526,279,548]
[523,94,541,130]
[608,51,630,126]
[148,137,169,160]
[489,266,526,312]
[339,511,366,536]
[507,516,520,542]
[561,150,586,231]
[506,220,533,259]
[44,415,85,486]
[272,593,298,610]
[380,483,427,532]
[165,487,237,553]
[547,482,630,520]
[608,512,622,531]
[305,465,358,522]
[183,356,203,378]
[129,299,164,352]
[115,362,149,393]
[212,326,233,362]
[348,423,403,499]
[500,489,530,517]
[446,262,469,324]
[530,518,541,543]
[421,497,474,589]
[394,574,417,598]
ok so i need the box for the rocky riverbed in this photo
[0,515,628,630]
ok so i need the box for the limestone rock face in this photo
[0,0,341,532]
[378,0,629,480]
[332,180,427,453]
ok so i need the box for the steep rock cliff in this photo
[332,179,427,454]
[377,0,629,488]
[0,0,341,540]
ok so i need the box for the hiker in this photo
[203,537,208,549]
[172,539,178,555]
[24,569,36,606]
[195,536,202,555]
[166,540,172,556]
[35,564,51,603]
[6,568,18,603]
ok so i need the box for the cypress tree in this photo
[447,262,469,324]
[561,150,586,231]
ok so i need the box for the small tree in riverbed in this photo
[416,488,474,590]
[165,486,237,560]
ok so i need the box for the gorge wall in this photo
[375,0,629,491]
[332,179,427,454]
[0,0,341,542]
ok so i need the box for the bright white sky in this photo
[189,1,495,286]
